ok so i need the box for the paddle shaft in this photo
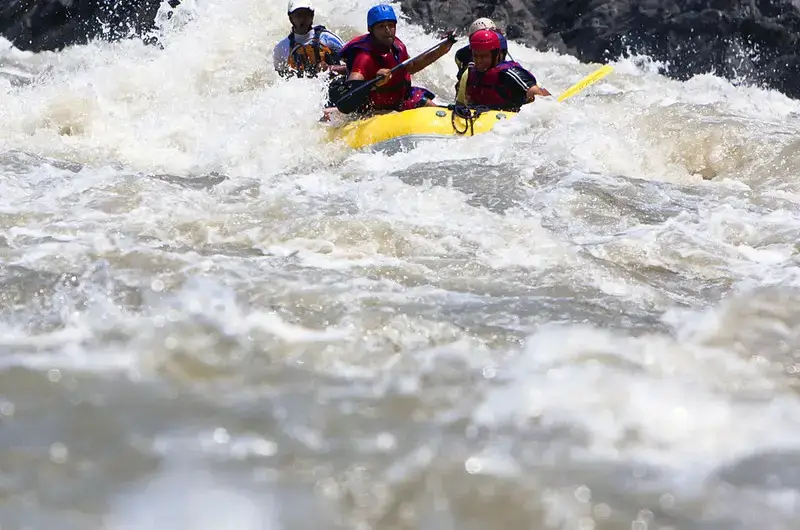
[336,37,452,105]
[556,64,614,102]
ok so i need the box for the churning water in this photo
[2,0,800,528]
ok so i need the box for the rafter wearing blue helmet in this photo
[329,4,457,115]
[367,4,397,28]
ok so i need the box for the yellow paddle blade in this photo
[557,64,614,103]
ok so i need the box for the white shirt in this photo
[272,28,345,74]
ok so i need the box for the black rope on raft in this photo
[448,104,491,136]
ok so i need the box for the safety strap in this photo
[287,25,327,76]
[448,104,490,136]
[312,25,324,65]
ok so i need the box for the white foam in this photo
[1,4,800,518]
[473,319,800,473]
[103,462,281,530]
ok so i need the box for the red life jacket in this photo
[340,34,411,109]
[466,61,524,109]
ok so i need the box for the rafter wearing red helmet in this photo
[453,18,508,93]
[461,29,551,111]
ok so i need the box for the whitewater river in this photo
[2,0,800,528]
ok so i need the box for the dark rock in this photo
[398,0,800,100]
[0,0,181,53]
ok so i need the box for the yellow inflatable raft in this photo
[326,106,517,150]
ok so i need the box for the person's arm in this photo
[324,31,345,56]
[405,38,455,75]
[319,33,347,75]
[273,39,290,77]
[501,66,550,104]
[525,84,551,101]
[346,52,372,81]
[333,53,374,113]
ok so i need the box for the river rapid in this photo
[2,1,800,529]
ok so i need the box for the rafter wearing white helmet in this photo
[274,0,346,79]
[288,0,314,14]
[454,17,516,104]
[469,18,497,36]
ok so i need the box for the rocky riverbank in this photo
[399,0,800,99]
[0,0,179,53]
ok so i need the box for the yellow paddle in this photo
[556,64,614,102]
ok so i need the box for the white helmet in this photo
[288,0,314,14]
[469,18,497,36]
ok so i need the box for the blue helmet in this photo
[367,4,397,29]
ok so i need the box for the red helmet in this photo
[469,29,501,51]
